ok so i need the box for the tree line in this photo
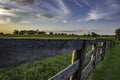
[13,29,71,36]
[115,28,120,40]
[0,29,111,37]
[12,29,102,37]
[0,28,120,40]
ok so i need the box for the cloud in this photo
[34,0,70,20]
[81,0,89,5]
[0,0,120,24]
[0,7,10,10]
[85,0,120,21]
[63,20,68,23]
[86,10,106,21]
[111,4,119,8]
[18,20,30,24]
[10,0,34,4]
[0,20,6,24]
[74,0,82,7]
[0,18,11,24]
[74,0,89,7]
[0,7,15,16]
[36,14,54,19]
[57,0,70,15]
[0,0,71,24]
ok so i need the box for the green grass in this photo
[89,42,120,80]
[0,34,116,40]
[0,34,78,39]
[0,52,72,80]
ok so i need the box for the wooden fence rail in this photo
[49,39,115,80]
[0,38,115,80]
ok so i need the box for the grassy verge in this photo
[0,52,72,80]
[89,42,120,80]
[0,34,116,40]
[0,44,93,80]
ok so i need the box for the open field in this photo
[0,34,116,40]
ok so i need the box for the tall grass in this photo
[0,52,72,80]
[89,42,120,80]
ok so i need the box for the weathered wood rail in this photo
[0,38,115,80]
[48,39,115,80]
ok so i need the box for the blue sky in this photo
[0,0,120,34]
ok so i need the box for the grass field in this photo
[89,42,120,80]
[0,52,72,80]
[0,34,116,40]
[0,36,119,80]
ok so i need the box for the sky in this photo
[0,0,120,35]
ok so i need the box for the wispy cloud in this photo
[9,0,34,4]
[0,19,6,24]
[85,0,120,21]
[35,0,70,20]
[0,0,71,24]
[63,20,68,23]
[74,0,82,7]
[0,7,15,16]
[0,18,11,24]
[74,0,89,7]
[85,10,106,21]
[0,0,120,26]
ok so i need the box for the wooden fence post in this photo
[91,40,97,68]
[101,40,106,60]
[70,40,87,80]
[110,40,113,48]
[107,41,109,50]
[108,41,110,50]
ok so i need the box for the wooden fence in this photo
[0,38,115,80]
[48,39,115,80]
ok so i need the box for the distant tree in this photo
[6,33,12,35]
[71,33,75,36]
[49,32,53,35]
[54,33,58,35]
[91,32,99,37]
[38,31,46,35]
[36,29,39,35]
[87,34,91,36]
[13,30,19,35]
[19,30,27,35]
[62,33,67,36]
[61,33,66,35]
[27,30,36,35]
[115,28,120,40]
[83,34,87,36]
[69,34,72,36]
[58,33,61,35]
[0,32,4,35]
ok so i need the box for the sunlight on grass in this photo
[89,42,120,80]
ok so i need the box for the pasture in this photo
[0,34,115,40]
